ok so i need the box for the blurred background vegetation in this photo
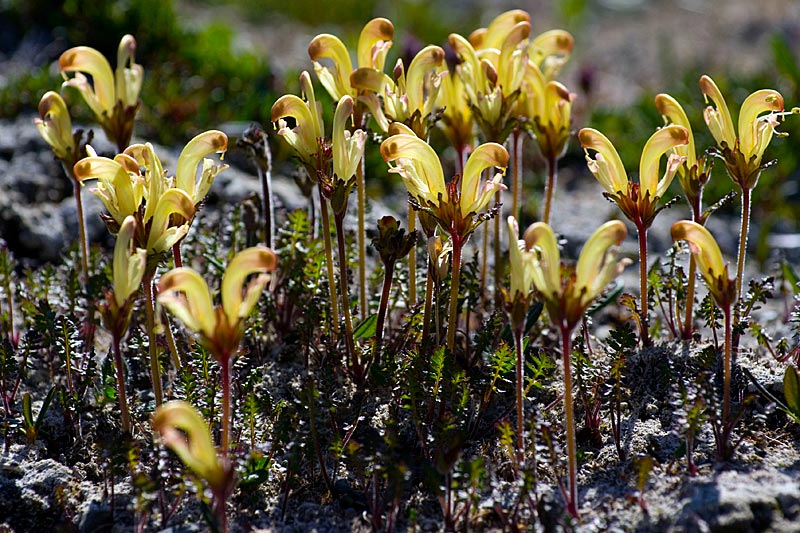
[1,0,799,263]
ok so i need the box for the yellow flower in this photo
[524,221,630,328]
[699,75,784,189]
[527,29,574,80]
[519,62,573,159]
[579,125,689,228]
[308,18,394,102]
[74,131,227,255]
[112,216,146,307]
[507,216,536,301]
[271,71,325,169]
[59,34,143,148]
[332,96,367,183]
[671,220,736,307]
[655,93,712,205]
[435,71,474,153]
[157,247,278,358]
[449,15,530,141]
[380,133,508,237]
[151,400,228,492]
[34,91,76,162]
[351,45,445,136]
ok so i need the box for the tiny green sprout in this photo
[100,215,146,434]
[21,386,56,445]
[381,132,508,353]
[59,34,143,152]
[580,125,689,344]
[699,75,785,304]
[525,220,630,518]
[151,400,233,532]
[671,220,738,460]
[158,246,278,457]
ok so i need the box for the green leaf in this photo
[22,393,34,429]
[35,386,57,433]
[353,313,378,339]
[781,260,800,294]
[784,365,800,416]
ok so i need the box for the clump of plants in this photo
[3,7,800,532]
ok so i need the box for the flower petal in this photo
[639,125,689,198]
[151,400,226,491]
[461,142,509,214]
[654,93,696,169]
[357,18,394,71]
[158,267,216,337]
[147,188,195,253]
[575,220,628,305]
[35,91,75,160]
[738,89,783,160]
[73,156,138,224]
[529,30,574,78]
[405,46,445,115]
[113,216,146,306]
[308,34,353,100]
[523,222,561,301]
[59,45,116,114]
[176,130,228,202]
[578,128,628,194]
[671,220,732,305]
[115,34,143,107]
[380,134,445,205]
[699,75,736,149]
[220,247,278,325]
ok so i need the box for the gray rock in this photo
[677,469,800,532]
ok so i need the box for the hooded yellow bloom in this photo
[157,247,278,359]
[699,75,784,189]
[59,35,143,149]
[112,216,146,307]
[351,45,445,136]
[519,62,573,160]
[579,126,689,228]
[449,12,530,141]
[308,18,394,102]
[507,216,536,300]
[525,221,630,329]
[73,131,227,256]
[671,220,736,307]
[152,400,228,492]
[271,71,325,169]
[435,71,474,154]
[35,91,76,162]
[380,133,508,238]
[655,93,713,206]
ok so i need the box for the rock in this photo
[677,469,800,532]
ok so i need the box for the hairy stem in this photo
[447,236,464,353]
[560,323,579,519]
[220,355,231,458]
[735,186,751,305]
[374,262,394,364]
[112,333,131,434]
[422,268,434,345]
[511,129,523,222]
[637,224,650,345]
[70,173,90,283]
[408,206,417,308]
[143,275,163,407]
[357,157,367,318]
[318,185,340,342]
[514,324,525,465]
[543,152,558,225]
[334,213,356,369]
